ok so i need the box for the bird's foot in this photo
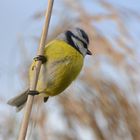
[28,90,40,96]
[34,55,47,64]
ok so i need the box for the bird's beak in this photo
[87,49,92,55]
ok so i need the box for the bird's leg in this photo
[29,55,47,96]
[44,97,49,103]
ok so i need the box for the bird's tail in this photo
[7,90,28,112]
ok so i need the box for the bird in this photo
[7,28,92,111]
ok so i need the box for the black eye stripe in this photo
[66,30,87,49]
[79,29,89,44]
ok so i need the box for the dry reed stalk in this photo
[12,0,139,139]
[17,0,54,140]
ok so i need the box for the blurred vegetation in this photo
[1,0,140,140]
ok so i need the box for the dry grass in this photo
[1,0,140,140]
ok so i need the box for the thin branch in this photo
[18,0,54,140]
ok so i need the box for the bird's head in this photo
[57,28,92,56]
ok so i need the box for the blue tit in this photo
[8,28,92,111]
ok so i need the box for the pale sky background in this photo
[0,1,140,140]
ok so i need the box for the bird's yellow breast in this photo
[29,40,84,96]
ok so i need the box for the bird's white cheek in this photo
[79,45,87,56]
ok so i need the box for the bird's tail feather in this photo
[7,90,28,112]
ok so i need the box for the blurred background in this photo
[0,0,140,140]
